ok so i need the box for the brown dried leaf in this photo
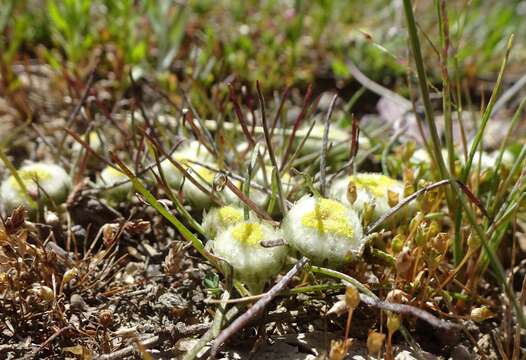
[6,206,26,234]
[63,344,93,360]
[164,242,185,276]
[124,220,151,235]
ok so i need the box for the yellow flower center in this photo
[8,166,52,193]
[87,132,100,144]
[218,206,243,226]
[301,198,354,238]
[232,222,263,245]
[104,166,126,179]
[193,166,214,184]
[350,174,399,198]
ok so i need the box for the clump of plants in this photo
[1,1,526,359]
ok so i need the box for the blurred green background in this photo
[1,0,525,105]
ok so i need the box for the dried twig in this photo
[210,257,310,358]
[98,323,210,360]
[269,85,290,138]
[224,177,275,222]
[229,84,255,147]
[32,326,74,357]
[349,115,360,175]
[319,94,338,197]
[59,59,100,152]
[346,59,412,110]
[359,294,458,330]
[281,85,314,170]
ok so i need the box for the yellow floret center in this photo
[301,198,354,239]
[350,174,398,198]
[8,166,52,193]
[104,166,127,179]
[194,166,214,184]
[87,132,100,144]
[218,206,243,226]
[9,166,52,195]
[232,222,263,245]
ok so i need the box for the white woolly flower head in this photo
[180,164,216,210]
[98,166,133,201]
[71,131,103,156]
[221,166,293,216]
[157,140,213,188]
[0,162,71,213]
[254,165,294,198]
[212,221,287,293]
[410,148,449,168]
[202,205,247,238]
[330,172,405,221]
[223,179,268,211]
[461,149,515,171]
[282,195,364,268]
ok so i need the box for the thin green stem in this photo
[114,160,217,267]
[309,265,377,299]
[461,35,514,181]
[403,0,449,181]
[403,0,457,262]
[437,0,455,177]
[450,181,526,328]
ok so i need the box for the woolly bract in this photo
[212,221,287,293]
[282,195,363,268]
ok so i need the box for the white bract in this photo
[463,149,515,171]
[330,173,406,221]
[212,221,287,293]
[282,195,364,268]
[98,166,132,201]
[0,163,71,213]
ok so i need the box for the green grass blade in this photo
[114,159,216,267]
[461,35,514,182]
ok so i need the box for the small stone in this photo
[70,293,86,312]
[450,344,471,360]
